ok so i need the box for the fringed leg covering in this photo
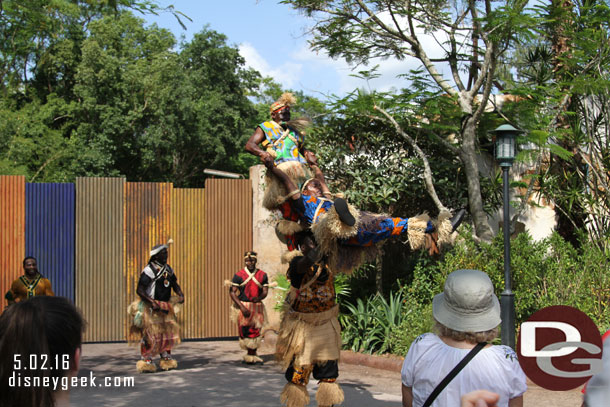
[280,382,310,407]
[435,210,453,247]
[239,337,262,350]
[243,354,257,364]
[159,358,178,371]
[312,203,360,254]
[136,359,157,373]
[263,161,312,210]
[316,380,344,407]
[407,213,431,251]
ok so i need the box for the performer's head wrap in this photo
[244,251,257,261]
[150,244,168,257]
[270,92,297,114]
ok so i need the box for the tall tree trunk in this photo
[549,0,584,246]
[460,116,494,242]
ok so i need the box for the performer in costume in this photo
[128,243,185,373]
[276,231,344,407]
[245,92,318,211]
[265,157,465,273]
[5,257,54,305]
[227,251,269,364]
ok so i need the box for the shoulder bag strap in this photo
[422,342,487,407]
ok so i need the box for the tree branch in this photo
[374,104,448,212]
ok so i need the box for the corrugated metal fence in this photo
[203,179,252,338]
[26,183,75,301]
[1,176,252,342]
[0,176,25,304]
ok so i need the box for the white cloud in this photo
[239,42,302,88]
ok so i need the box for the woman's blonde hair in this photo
[434,320,498,343]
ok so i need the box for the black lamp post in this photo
[492,124,521,350]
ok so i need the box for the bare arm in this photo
[136,276,160,310]
[309,163,331,198]
[254,286,269,302]
[402,385,413,407]
[171,278,184,303]
[229,286,251,317]
[245,127,274,165]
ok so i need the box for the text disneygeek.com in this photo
[10,354,134,390]
[9,371,135,391]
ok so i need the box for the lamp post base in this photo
[501,290,515,349]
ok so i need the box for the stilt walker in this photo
[276,231,344,407]
[227,251,269,364]
[128,242,185,373]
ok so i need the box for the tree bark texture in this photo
[460,116,494,242]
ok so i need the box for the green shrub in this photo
[344,228,610,355]
[340,288,409,354]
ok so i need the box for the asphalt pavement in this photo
[70,340,402,407]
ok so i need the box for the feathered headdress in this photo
[270,92,297,114]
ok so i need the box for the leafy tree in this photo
[73,16,261,185]
[0,4,264,185]
[500,0,610,251]
[281,0,536,241]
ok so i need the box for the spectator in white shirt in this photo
[401,269,527,407]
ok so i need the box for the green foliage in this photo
[382,229,610,356]
[308,88,468,217]
[499,0,610,250]
[272,273,291,312]
[339,287,410,354]
[0,5,263,184]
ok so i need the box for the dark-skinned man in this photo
[228,251,269,364]
[276,231,343,407]
[128,243,184,373]
[245,92,319,212]
[5,257,54,305]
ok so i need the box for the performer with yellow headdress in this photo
[227,251,269,364]
[128,242,184,373]
[245,92,317,211]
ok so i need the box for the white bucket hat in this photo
[433,269,501,332]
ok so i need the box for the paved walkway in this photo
[70,340,583,407]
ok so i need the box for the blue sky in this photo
[141,1,422,98]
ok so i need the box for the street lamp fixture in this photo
[491,123,523,350]
[203,169,244,179]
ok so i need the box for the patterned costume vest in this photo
[259,121,307,164]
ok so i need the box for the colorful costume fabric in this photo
[293,193,435,247]
[277,193,446,273]
[258,120,313,212]
[229,268,269,349]
[276,257,344,407]
[5,274,54,304]
[259,121,307,164]
[128,262,181,369]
